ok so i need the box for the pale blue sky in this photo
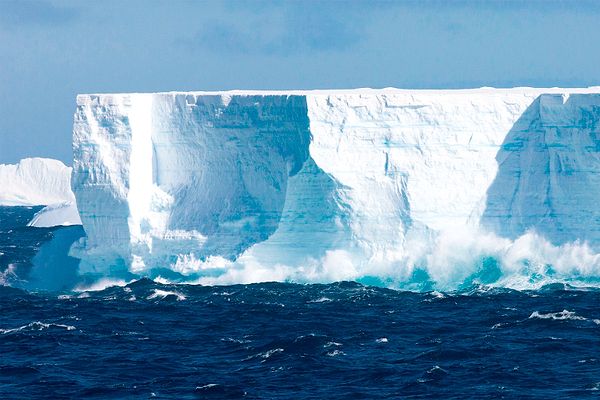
[1,0,600,163]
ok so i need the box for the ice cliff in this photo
[72,88,600,288]
[0,158,81,227]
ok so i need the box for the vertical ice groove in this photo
[305,92,539,263]
[127,94,154,253]
[82,99,122,197]
[70,88,600,285]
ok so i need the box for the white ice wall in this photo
[71,88,600,277]
[306,92,538,262]
[73,93,312,272]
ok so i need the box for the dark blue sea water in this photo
[2,207,600,399]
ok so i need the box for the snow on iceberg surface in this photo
[0,158,74,206]
[72,88,600,285]
[0,158,81,227]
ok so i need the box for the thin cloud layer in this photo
[1,0,600,164]
[195,4,368,55]
[0,0,80,27]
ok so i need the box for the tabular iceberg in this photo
[0,158,81,227]
[71,88,600,288]
[0,158,74,206]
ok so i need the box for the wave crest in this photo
[168,228,600,291]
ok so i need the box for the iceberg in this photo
[0,158,81,227]
[0,158,83,289]
[71,88,600,288]
[0,158,74,206]
[27,202,82,228]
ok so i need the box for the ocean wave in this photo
[8,226,600,292]
[326,349,345,357]
[0,321,75,335]
[172,229,600,292]
[146,289,186,301]
[74,278,130,292]
[529,310,600,324]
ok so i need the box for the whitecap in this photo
[196,384,219,390]
[427,365,448,374]
[529,310,587,321]
[221,337,252,344]
[0,321,75,334]
[147,289,186,301]
[259,348,284,360]
[153,276,171,285]
[75,278,130,292]
[308,297,332,303]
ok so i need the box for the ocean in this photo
[1,207,599,399]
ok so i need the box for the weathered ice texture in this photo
[71,88,600,279]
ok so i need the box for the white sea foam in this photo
[529,310,588,321]
[0,265,19,286]
[174,228,600,291]
[244,348,284,361]
[146,289,186,301]
[0,321,75,334]
[196,384,219,390]
[74,279,130,292]
[308,297,333,303]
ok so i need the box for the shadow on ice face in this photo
[481,94,600,248]
[158,95,313,259]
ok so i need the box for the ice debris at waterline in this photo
[7,87,600,291]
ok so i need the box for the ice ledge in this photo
[76,87,600,105]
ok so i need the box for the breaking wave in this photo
[0,321,75,335]
[3,206,600,292]
[154,228,600,292]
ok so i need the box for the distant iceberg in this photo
[0,158,81,227]
[27,202,82,228]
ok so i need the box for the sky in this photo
[1,0,600,164]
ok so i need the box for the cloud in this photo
[193,2,368,55]
[384,0,600,13]
[0,0,80,27]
